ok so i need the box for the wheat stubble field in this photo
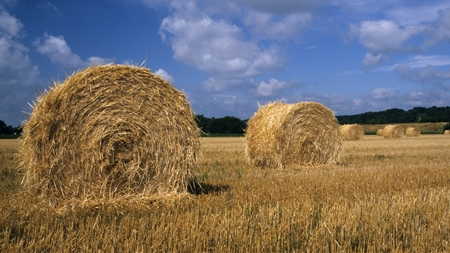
[1,135,450,252]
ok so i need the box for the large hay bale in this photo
[340,124,364,141]
[405,127,420,137]
[383,124,404,139]
[19,64,200,207]
[245,101,342,169]
[444,130,450,135]
[376,129,384,136]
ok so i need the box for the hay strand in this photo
[245,101,342,169]
[19,64,200,207]
[340,124,364,141]
[405,127,420,137]
[383,124,404,139]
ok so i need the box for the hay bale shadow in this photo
[187,179,229,195]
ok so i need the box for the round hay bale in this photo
[376,129,384,136]
[444,130,450,135]
[19,64,200,207]
[340,124,364,141]
[405,127,420,137]
[244,101,342,169]
[383,124,404,139]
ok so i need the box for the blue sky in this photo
[1,0,450,126]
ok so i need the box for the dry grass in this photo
[340,124,364,141]
[1,134,450,252]
[18,64,200,209]
[405,127,420,137]
[245,102,342,169]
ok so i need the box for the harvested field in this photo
[1,135,450,252]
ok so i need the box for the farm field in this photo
[1,135,450,252]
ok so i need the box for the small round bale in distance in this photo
[340,124,364,141]
[406,127,420,137]
[383,124,404,139]
[19,64,200,207]
[245,101,342,169]
[444,130,450,135]
[377,129,384,136]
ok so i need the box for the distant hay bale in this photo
[444,130,450,135]
[377,129,384,136]
[19,64,200,207]
[383,124,404,139]
[245,101,342,169]
[405,127,420,137]
[340,124,364,141]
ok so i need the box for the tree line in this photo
[336,106,450,125]
[195,115,247,135]
[0,120,22,136]
[2,106,450,136]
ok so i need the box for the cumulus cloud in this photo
[0,6,41,125]
[431,8,450,44]
[386,2,449,26]
[255,78,302,97]
[351,20,424,66]
[154,68,175,83]
[231,0,326,14]
[34,33,112,69]
[359,88,450,113]
[370,88,398,99]
[351,7,450,68]
[243,11,312,39]
[159,1,285,91]
[395,64,450,87]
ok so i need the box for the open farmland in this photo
[1,135,450,252]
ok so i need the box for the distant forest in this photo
[1,106,450,136]
[336,106,450,125]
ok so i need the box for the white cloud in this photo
[255,78,301,97]
[352,20,423,54]
[351,6,450,68]
[395,64,450,86]
[232,0,326,14]
[379,55,450,72]
[159,1,285,91]
[34,33,85,68]
[0,5,22,38]
[154,68,175,83]
[34,33,113,70]
[432,8,450,44]
[370,88,398,99]
[361,52,383,67]
[0,6,42,125]
[243,11,312,39]
[201,76,255,92]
